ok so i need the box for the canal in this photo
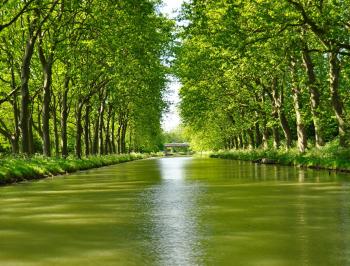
[0,157,350,265]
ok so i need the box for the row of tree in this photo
[175,0,350,152]
[0,0,173,157]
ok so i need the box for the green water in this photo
[1,157,350,266]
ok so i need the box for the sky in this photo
[160,0,185,132]
[160,0,184,18]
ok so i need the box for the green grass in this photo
[0,153,159,185]
[210,140,350,172]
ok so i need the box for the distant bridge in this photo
[164,143,190,148]
[164,143,190,155]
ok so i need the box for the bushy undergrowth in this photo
[0,153,155,185]
[210,140,350,171]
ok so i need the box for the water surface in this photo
[1,157,350,265]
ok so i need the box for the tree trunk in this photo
[279,111,292,149]
[292,88,307,153]
[61,75,69,158]
[75,103,83,158]
[9,58,20,154]
[20,35,36,155]
[291,59,307,153]
[129,125,133,153]
[262,128,269,149]
[302,47,324,147]
[272,110,280,149]
[329,51,349,147]
[271,78,292,149]
[92,112,99,155]
[234,136,239,149]
[41,58,53,157]
[238,133,243,149]
[12,89,20,154]
[104,105,112,154]
[28,114,34,154]
[98,101,105,155]
[117,124,122,154]
[84,105,90,156]
[229,137,234,149]
[111,113,116,153]
[242,131,249,149]
[121,121,127,154]
[247,128,255,149]
[254,122,262,148]
[260,95,269,149]
[0,119,16,153]
[53,94,59,157]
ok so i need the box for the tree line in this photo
[175,0,350,152]
[0,0,173,157]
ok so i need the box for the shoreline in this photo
[210,147,350,174]
[0,153,156,186]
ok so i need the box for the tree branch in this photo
[0,87,20,106]
[0,0,36,32]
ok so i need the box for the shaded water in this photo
[1,157,350,265]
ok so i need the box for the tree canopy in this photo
[175,0,350,152]
[0,0,173,157]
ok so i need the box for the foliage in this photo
[0,0,173,157]
[0,153,154,185]
[174,0,350,152]
[211,140,350,172]
[162,125,188,143]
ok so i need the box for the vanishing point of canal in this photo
[1,157,350,266]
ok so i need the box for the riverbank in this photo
[0,153,155,185]
[210,142,350,172]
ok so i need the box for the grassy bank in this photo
[0,153,155,185]
[210,141,350,172]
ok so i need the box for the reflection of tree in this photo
[295,180,310,266]
[337,182,350,264]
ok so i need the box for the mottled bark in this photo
[38,42,53,157]
[291,59,307,153]
[121,121,127,154]
[75,103,83,158]
[271,78,292,149]
[19,1,58,154]
[234,136,239,150]
[84,105,90,156]
[28,114,34,154]
[302,47,324,147]
[242,131,249,149]
[262,128,269,149]
[11,64,20,154]
[329,51,349,147]
[98,101,105,155]
[259,95,269,149]
[92,113,99,155]
[61,75,69,158]
[20,35,36,154]
[247,128,255,149]
[254,122,262,148]
[292,88,307,153]
[238,134,243,149]
[117,124,122,154]
[52,95,59,156]
[104,105,112,154]
[111,113,116,153]
[272,110,280,149]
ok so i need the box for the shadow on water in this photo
[0,157,350,265]
[0,159,163,265]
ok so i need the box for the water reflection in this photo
[1,158,350,265]
[143,157,203,265]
